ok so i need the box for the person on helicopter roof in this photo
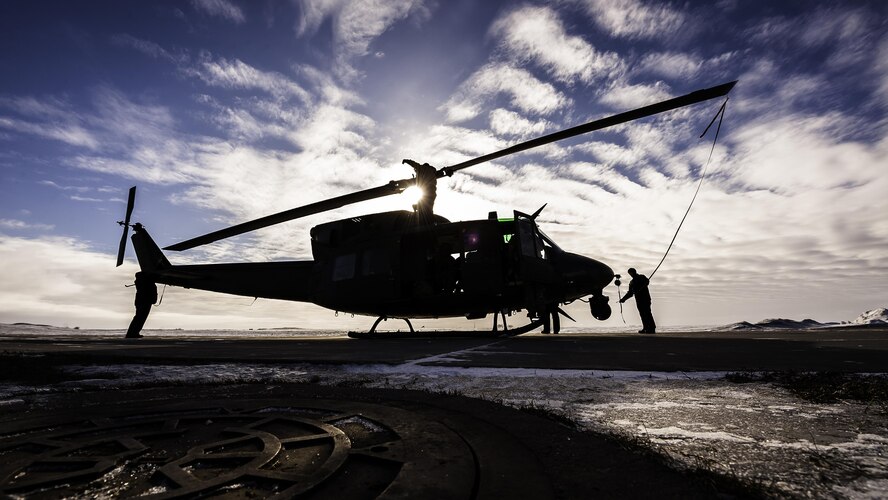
[402,159,437,224]
[619,268,656,334]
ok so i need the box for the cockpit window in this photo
[332,253,356,281]
[361,247,389,276]
[498,218,515,244]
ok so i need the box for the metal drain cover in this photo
[0,399,499,499]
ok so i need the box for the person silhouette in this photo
[619,268,656,334]
[126,272,157,339]
[402,159,437,224]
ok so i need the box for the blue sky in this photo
[1,0,886,329]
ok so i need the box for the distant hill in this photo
[755,318,826,329]
[722,308,887,330]
[722,318,825,331]
[851,308,888,325]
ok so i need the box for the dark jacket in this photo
[134,275,158,306]
[623,274,651,304]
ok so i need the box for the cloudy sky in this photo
[1,0,886,330]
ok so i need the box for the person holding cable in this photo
[619,268,656,334]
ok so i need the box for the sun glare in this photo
[401,185,424,205]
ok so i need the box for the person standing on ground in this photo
[620,268,656,334]
[126,272,157,339]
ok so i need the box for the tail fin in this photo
[131,223,171,272]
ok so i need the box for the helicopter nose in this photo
[553,251,614,293]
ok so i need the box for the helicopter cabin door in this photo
[455,222,503,296]
[399,222,503,299]
[513,213,553,292]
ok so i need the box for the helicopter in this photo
[117,81,737,336]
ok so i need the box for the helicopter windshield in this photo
[497,218,559,256]
[537,228,560,251]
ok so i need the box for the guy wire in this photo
[649,98,728,280]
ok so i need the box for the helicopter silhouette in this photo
[117,81,736,336]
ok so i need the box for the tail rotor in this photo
[116,186,136,267]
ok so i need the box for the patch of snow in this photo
[582,401,686,411]
[639,426,756,443]
[833,479,888,500]
[852,308,888,325]
[766,405,798,411]
[61,364,308,387]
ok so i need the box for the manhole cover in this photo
[0,401,478,498]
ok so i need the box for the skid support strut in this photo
[369,316,415,334]
[492,310,509,333]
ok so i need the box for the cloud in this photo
[186,56,311,103]
[0,219,54,231]
[70,195,104,202]
[599,81,672,109]
[293,64,363,107]
[191,0,246,24]
[490,5,624,84]
[727,114,883,193]
[0,235,367,329]
[878,36,888,102]
[489,109,550,138]
[110,34,187,64]
[296,0,430,80]
[0,95,80,120]
[745,5,882,71]
[398,123,507,166]
[58,88,207,185]
[573,141,644,170]
[0,116,100,149]
[637,52,703,79]
[440,63,569,123]
[577,0,688,40]
[288,103,375,156]
[0,97,100,149]
[0,73,385,262]
[40,180,94,193]
[0,236,128,327]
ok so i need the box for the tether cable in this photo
[649,98,728,280]
[616,282,626,324]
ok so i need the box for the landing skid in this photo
[348,317,545,339]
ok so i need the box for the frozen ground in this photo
[2,346,886,498]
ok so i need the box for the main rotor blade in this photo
[164,180,410,251]
[439,80,737,177]
[165,81,736,252]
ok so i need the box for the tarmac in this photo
[2,326,887,371]
[2,326,886,498]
